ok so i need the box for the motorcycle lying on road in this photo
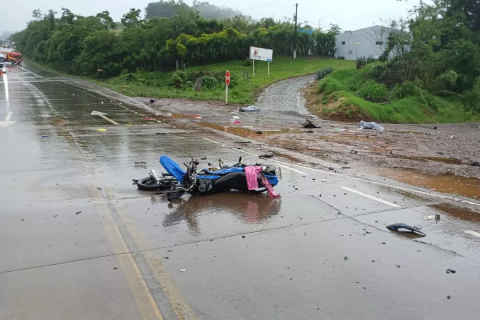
[134,155,281,201]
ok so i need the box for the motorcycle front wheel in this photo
[136,177,178,191]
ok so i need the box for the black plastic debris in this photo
[76,211,82,215]
[299,119,320,128]
[239,105,260,112]
[305,130,314,133]
[446,268,456,274]
[386,223,426,236]
[396,265,401,268]
[200,157,207,160]
[472,161,480,167]
[150,99,155,103]
[255,131,263,135]
[435,214,441,221]
[434,126,437,130]
[259,152,274,159]
[344,256,348,261]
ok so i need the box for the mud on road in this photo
[136,96,480,200]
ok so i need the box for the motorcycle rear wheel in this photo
[136,177,178,191]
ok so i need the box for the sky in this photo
[7,0,418,34]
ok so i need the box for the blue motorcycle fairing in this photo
[160,156,186,183]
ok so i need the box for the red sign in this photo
[225,70,230,86]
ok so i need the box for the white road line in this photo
[464,230,480,238]
[203,138,219,144]
[282,162,480,207]
[275,163,307,175]
[341,186,402,208]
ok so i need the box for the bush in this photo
[357,80,390,102]
[461,79,480,113]
[243,58,253,67]
[365,63,387,81]
[392,81,419,99]
[315,67,334,80]
[318,77,345,94]
[337,56,345,60]
[356,56,367,69]
[185,80,194,88]
[202,75,218,89]
[366,57,376,64]
[170,71,187,88]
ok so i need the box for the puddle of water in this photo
[387,153,462,165]
[376,168,480,200]
[390,131,426,135]
[430,203,480,223]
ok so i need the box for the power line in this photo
[222,0,283,19]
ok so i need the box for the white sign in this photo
[250,47,273,62]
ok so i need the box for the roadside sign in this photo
[225,70,230,86]
[225,70,230,104]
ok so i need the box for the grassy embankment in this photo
[305,67,480,123]
[94,57,354,105]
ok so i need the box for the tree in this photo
[96,11,116,30]
[121,8,143,27]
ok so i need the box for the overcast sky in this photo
[7,0,418,34]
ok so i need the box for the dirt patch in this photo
[429,203,480,222]
[303,83,370,121]
[376,168,480,200]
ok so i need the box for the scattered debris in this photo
[42,135,49,138]
[359,120,384,131]
[97,187,103,191]
[195,114,202,119]
[396,265,401,268]
[233,120,241,124]
[446,268,456,274]
[76,211,82,215]
[435,214,441,221]
[424,215,435,220]
[180,269,186,272]
[164,257,169,259]
[20,219,24,221]
[350,150,357,154]
[305,130,314,133]
[259,152,274,159]
[434,126,437,130]
[156,132,166,135]
[235,141,252,144]
[344,256,348,261]
[135,162,147,164]
[321,179,327,182]
[299,119,320,128]
[242,235,245,239]
[255,131,263,135]
[200,157,207,160]
[386,223,426,236]
[472,161,480,167]
[239,105,260,112]
[144,117,154,121]
[328,167,335,171]
[96,128,107,132]
[450,135,457,139]
[447,295,451,300]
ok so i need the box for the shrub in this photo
[365,63,387,81]
[185,80,194,88]
[243,58,253,67]
[357,80,390,102]
[170,71,187,88]
[337,56,345,60]
[392,80,419,99]
[315,67,334,80]
[356,56,367,69]
[202,75,218,89]
[461,79,480,113]
[318,77,345,94]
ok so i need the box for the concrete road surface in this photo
[1,63,480,320]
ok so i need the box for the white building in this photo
[335,25,394,60]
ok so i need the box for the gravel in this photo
[257,75,315,114]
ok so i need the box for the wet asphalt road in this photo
[1,64,480,320]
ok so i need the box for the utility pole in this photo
[293,3,298,59]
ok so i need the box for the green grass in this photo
[96,56,355,104]
[310,68,480,123]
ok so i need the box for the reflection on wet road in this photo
[1,64,480,320]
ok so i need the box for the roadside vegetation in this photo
[306,0,480,123]
[98,57,353,104]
